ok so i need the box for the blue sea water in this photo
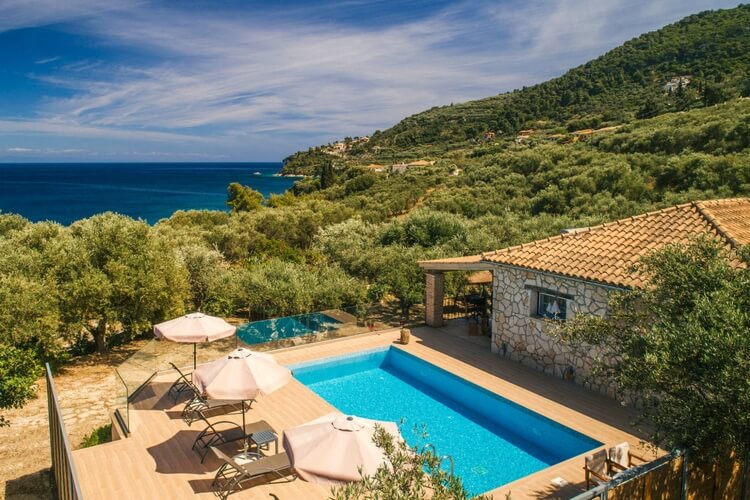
[0,162,296,225]
[237,312,342,344]
[292,347,600,496]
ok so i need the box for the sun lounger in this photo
[211,446,294,499]
[192,415,272,462]
[167,362,194,402]
[181,384,247,426]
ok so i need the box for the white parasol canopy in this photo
[192,347,291,400]
[192,347,292,430]
[282,412,401,485]
[154,312,236,368]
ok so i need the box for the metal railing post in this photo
[680,450,689,500]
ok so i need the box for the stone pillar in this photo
[425,271,445,327]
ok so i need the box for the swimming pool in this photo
[291,347,600,495]
[236,312,342,344]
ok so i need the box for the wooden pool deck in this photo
[72,324,655,499]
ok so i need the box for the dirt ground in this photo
[0,342,146,500]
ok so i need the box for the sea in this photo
[0,162,297,225]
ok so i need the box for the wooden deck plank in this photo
[73,325,656,499]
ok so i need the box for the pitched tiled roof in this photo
[481,198,750,288]
[696,199,750,247]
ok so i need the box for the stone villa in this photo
[420,198,750,395]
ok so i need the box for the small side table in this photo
[249,429,278,455]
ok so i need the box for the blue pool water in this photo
[292,347,600,495]
[237,312,342,344]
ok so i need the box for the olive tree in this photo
[0,222,66,359]
[176,244,227,311]
[58,213,189,352]
[0,344,42,427]
[227,182,263,212]
[375,246,429,320]
[0,274,62,357]
[240,258,367,318]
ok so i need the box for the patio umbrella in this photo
[192,347,292,429]
[282,412,401,485]
[154,312,236,369]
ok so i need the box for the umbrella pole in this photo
[193,343,197,370]
[242,401,248,452]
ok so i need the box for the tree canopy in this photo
[227,182,264,212]
[0,345,42,427]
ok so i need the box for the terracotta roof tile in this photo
[481,198,750,288]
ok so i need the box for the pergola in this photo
[418,254,494,327]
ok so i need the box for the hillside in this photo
[297,98,750,222]
[284,4,750,174]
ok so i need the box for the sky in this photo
[0,0,739,162]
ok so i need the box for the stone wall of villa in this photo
[491,266,617,397]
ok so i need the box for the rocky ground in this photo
[0,342,145,500]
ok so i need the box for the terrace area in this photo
[68,321,655,499]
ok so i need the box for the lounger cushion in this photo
[585,449,608,475]
[609,442,630,469]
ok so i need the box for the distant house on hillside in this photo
[570,129,594,142]
[328,142,348,154]
[515,129,535,143]
[390,160,435,173]
[483,131,496,141]
[663,75,691,93]
[407,160,434,167]
[419,198,750,396]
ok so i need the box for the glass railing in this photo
[113,368,129,434]
[233,303,423,350]
[111,301,424,436]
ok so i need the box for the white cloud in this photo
[0,0,144,33]
[35,56,61,65]
[1,0,741,159]
[0,118,216,143]
[5,146,87,154]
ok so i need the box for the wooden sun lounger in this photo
[584,442,649,488]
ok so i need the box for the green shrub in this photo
[80,423,112,448]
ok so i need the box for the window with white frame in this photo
[537,292,567,320]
